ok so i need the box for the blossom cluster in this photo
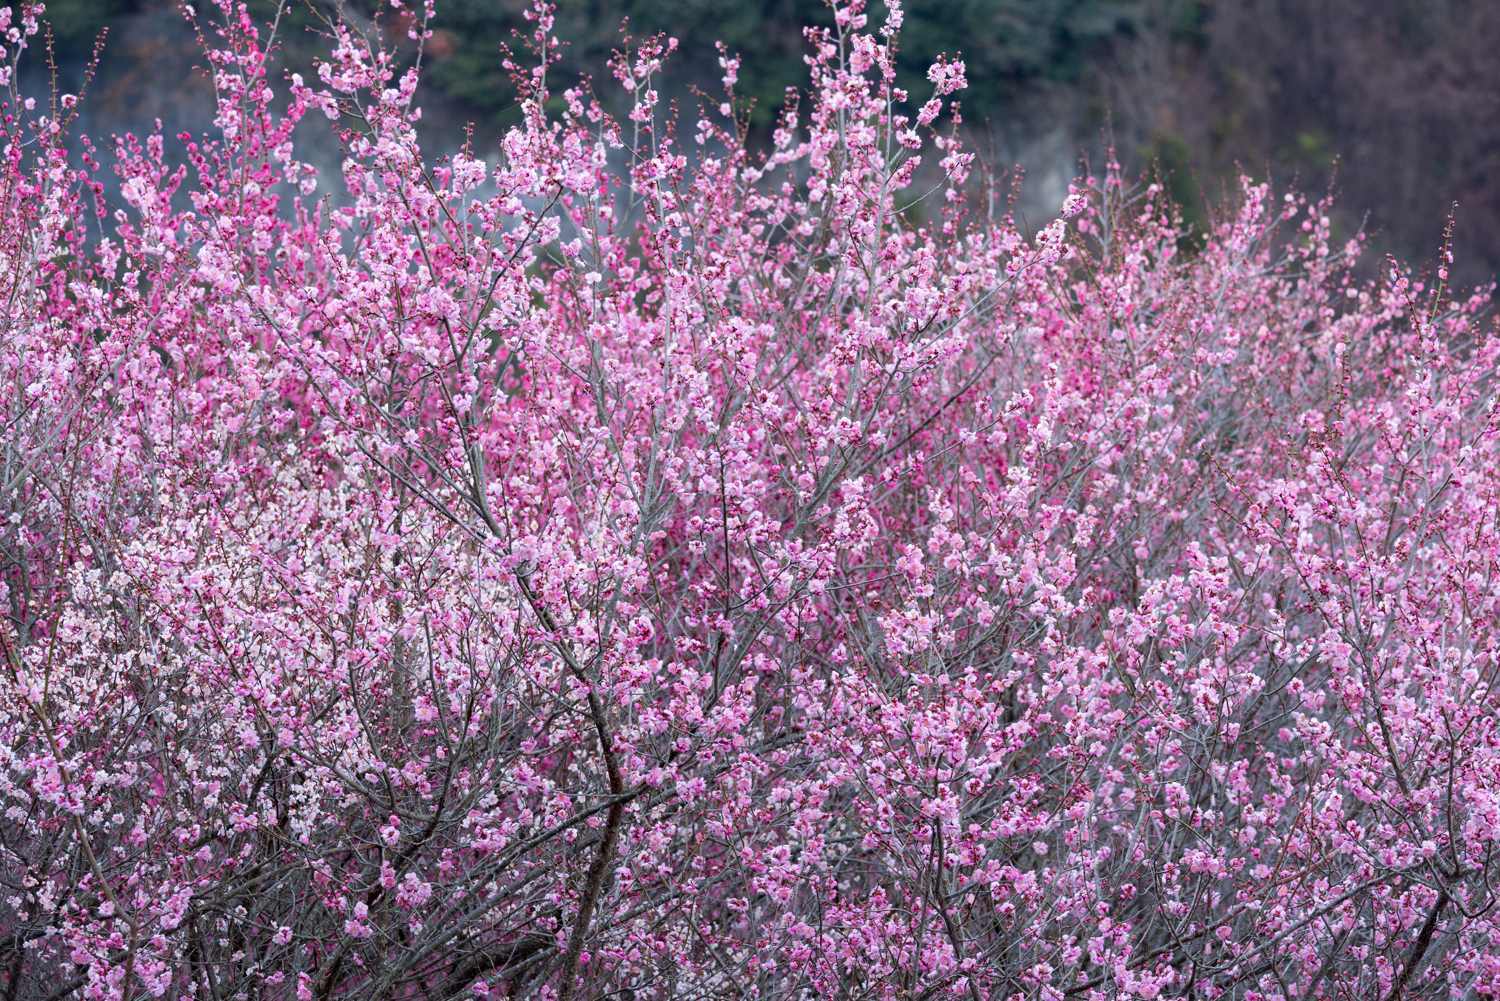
[1,1,1498,998]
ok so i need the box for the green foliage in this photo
[44,0,1145,132]
[420,0,825,128]
[1140,129,1207,250]
[38,0,139,46]
[903,0,1139,86]
[418,0,1142,129]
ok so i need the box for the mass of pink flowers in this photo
[2,0,1499,998]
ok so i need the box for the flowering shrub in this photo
[2,1,1499,998]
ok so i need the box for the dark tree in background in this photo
[29,0,1500,283]
[1096,0,1500,285]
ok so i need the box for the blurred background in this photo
[28,0,1500,284]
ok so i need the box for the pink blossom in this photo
[0,2,1495,999]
